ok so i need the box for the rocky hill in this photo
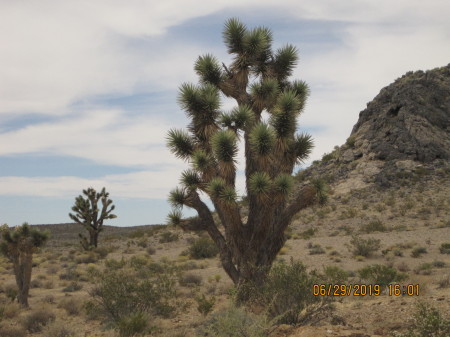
[299,64,450,192]
[351,64,450,163]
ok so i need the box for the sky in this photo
[1,1,449,227]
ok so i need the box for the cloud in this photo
[0,108,183,168]
[0,169,183,199]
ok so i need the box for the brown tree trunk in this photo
[14,254,33,308]
[89,230,98,248]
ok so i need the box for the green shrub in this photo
[345,136,356,148]
[432,261,446,268]
[414,263,433,275]
[392,302,450,337]
[116,312,151,337]
[179,272,202,287]
[195,294,216,316]
[322,266,349,284]
[357,264,407,287]
[308,244,325,255]
[4,284,18,302]
[137,238,148,248]
[362,219,387,233]
[130,255,149,269]
[159,231,179,243]
[21,308,56,333]
[299,228,317,239]
[411,247,427,258]
[93,246,109,259]
[59,266,80,281]
[439,243,450,254]
[84,300,103,321]
[246,259,331,325]
[104,258,126,270]
[199,306,269,337]
[348,235,381,257]
[88,259,178,330]
[62,281,82,292]
[188,237,219,259]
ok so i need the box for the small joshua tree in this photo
[69,187,116,250]
[0,223,48,307]
[166,18,325,287]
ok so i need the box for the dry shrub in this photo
[21,307,55,332]
[179,273,203,287]
[0,326,27,337]
[41,320,77,337]
[58,297,82,315]
[2,302,21,319]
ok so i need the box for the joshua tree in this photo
[0,223,48,307]
[69,187,116,250]
[166,18,325,287]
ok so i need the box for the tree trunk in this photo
[15,254,33,308]
[89,230,98,248]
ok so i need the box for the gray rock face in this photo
[351,64,450,162]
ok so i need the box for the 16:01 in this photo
[388,284,420,296]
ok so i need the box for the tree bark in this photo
[14,253,33,308]
[89,230,98,248]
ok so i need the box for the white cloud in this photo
[1,0,448,117]
[0,108,182,167]
[0,168,184,199]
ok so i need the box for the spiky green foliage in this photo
[273,174,294,195]
[69,187,116,250]
[251,79,279,110]
[211,130,238,163]
[167,129,194,160]
[220,186,237,205]
[167,210,182,226]
[168,187,188,208]
[167,18,322,287]
[273,45,298,80]
[223,18,246,54]
[195,54,223,86]
[293,133,314,164]
[312,178,328,205]
[270,91,300,140]
[220,105,255,131]
[0,223,48,307]
[249,123,276,157]
[191,149,214,172]
[249,172,272,197]
[180,170,201,190]
[207,178,227,199]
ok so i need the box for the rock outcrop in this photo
[350,64,450,162]
[299,64,450,190]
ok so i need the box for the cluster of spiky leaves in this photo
[167,18,314,219]
[0,223,48,258]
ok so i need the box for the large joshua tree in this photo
[167,18,325,286]
[0,223,48,307]
[69,187,116,250]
